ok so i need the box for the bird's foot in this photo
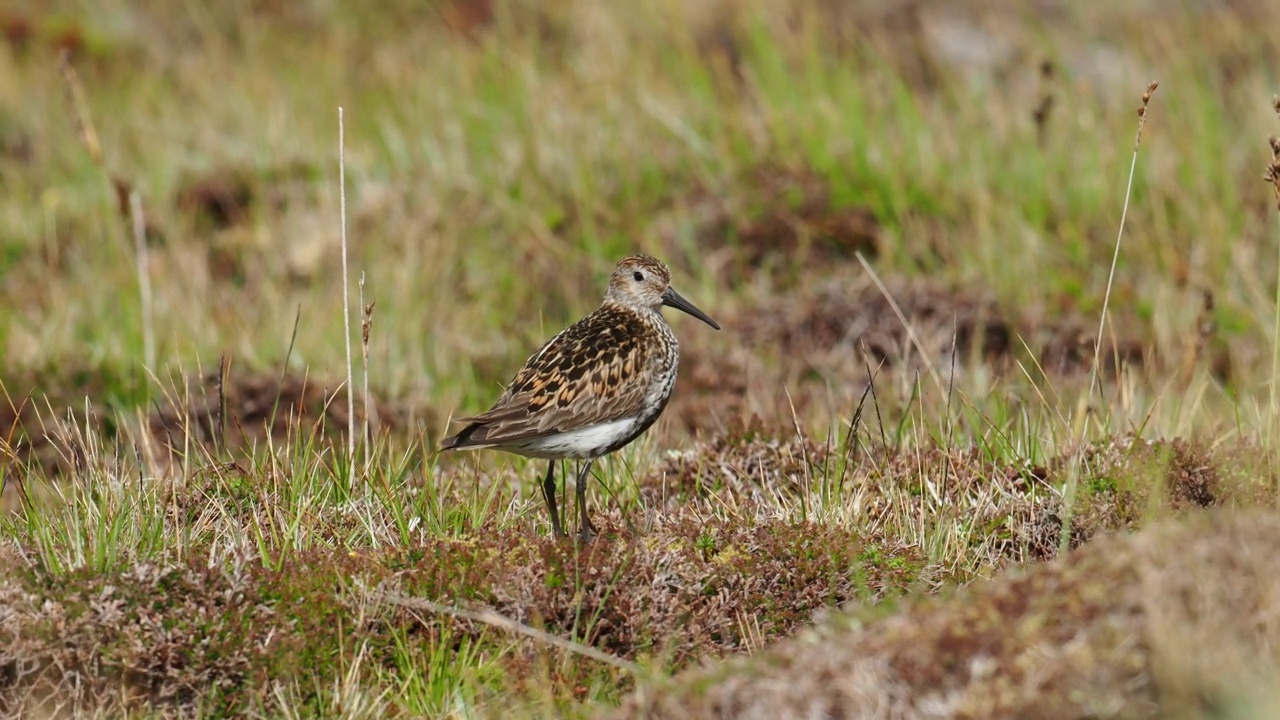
[576,519,599,544]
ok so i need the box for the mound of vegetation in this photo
[606,509,1280,720]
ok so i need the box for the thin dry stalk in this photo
[0,384,32,511]
[217,353,230,454]
[1089,80,1159,412]
[360,273,375,470]
[1032,60,1056,147]
[1065,80,1158,556]
[855,251,945,399]
[1263,97,1280,449]
[1267,97,1280,210]
[782,386,810,519]
[57,50,102,166]
[338,107,356,474]
[58,50,130,260]
[128,191,155,373]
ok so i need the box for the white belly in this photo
[514,417,643,460]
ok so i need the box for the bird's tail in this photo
[439,423,491,451]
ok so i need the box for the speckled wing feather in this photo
[441,304,664,449]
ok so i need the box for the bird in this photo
[440,254,720,542]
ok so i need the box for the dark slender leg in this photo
[541,460,565,538]
[575,459,598,543]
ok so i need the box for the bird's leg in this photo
[541,460,566,538]
[575,459,598,543]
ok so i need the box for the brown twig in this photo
[1032,60,1055,147]
[378,592,639,673]
[360,273,375,468]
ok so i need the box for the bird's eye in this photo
[633,271,644,282]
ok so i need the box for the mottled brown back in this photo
[442,301,676,449]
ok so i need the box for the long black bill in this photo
[661,287,721,330]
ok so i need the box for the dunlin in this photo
[440,255,720,541]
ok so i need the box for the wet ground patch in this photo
[657,163,882,286]
[1,365,145,480]
[171,160,327,283]
[730,274,1147,379]
[146,365,420,464]
[0,364,423,489]
[667,271,1152,437]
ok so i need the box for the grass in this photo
[3,0,1280,716]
